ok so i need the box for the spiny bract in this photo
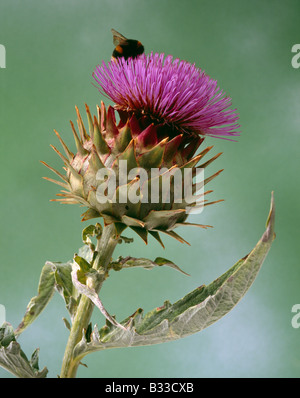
[42,103,223,245]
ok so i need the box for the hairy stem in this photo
[60,224,118,378]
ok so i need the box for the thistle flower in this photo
[93,52,240,139]
[43,53,238,245]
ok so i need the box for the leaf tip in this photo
[262,191,275,243]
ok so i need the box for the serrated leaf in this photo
[15,262,55,336]
[50,260,79,319]
[73,193,275,360]
[71,261,125,330]
[82,223,102,244]
[14,238,103,335]
[110,256,190,276]
[0,323,48,378]
[16,260,79,335]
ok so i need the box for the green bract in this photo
[43,103,223,244]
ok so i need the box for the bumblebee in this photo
[111,28,144,60]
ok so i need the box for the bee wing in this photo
[111,28,128,46]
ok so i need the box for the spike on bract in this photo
[43,103,223,245]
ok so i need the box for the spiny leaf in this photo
[110,256,190,275]
[15,259,79,335]
[71,262,125,330]
[0,323,48,378]
[15,263,55,336]
[50,261,78,319]
[72,192,275,360]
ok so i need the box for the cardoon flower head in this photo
[43,52,239,245]
[93,52,240,139]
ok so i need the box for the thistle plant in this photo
[0,43,275,379]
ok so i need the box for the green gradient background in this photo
[0,0,299,378]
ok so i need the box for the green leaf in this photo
[73,193,275,361]
[15,262,55,336]
[78,244,94,264]
[16,260,79,335]
[0,323,48,378]
[71,260,125,329]
[118,235,134,244]
[14,235,104,335]
[82,223,102,244]
[110,256,190,276]
[49,260,79,319]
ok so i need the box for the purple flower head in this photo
[93,52,240,139]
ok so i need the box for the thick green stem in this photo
[60,224,118,378]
